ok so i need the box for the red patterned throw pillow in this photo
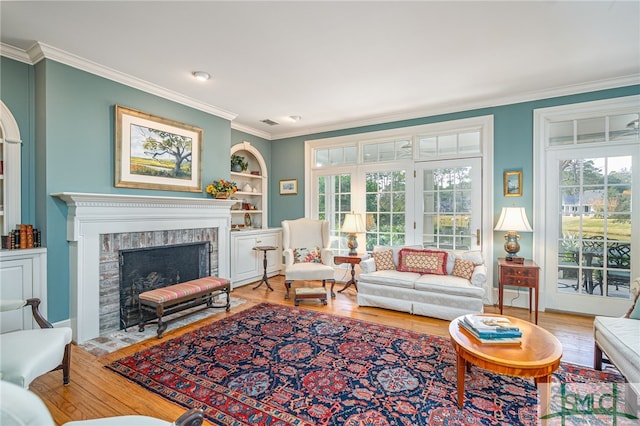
[397,248,448,275]
[451,258,476,280]
[373,250,395,271]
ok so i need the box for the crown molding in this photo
[270,74,640,140]
[5,42,238,122]
[0,42,32,64]
[3,42,637,141]
[230,121,272,140]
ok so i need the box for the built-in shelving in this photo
[229,141,282,287]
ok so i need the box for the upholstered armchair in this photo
[281,218,336,299]
[0,298,72,388]
[0,380,204,426]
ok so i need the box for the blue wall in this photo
[269,86,640,264]
[1,57,275,321]
[1,54,638,322]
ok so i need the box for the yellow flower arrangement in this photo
[206,179,237,198]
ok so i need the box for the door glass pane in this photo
[317,174,352,255]
[556,156,632,299]
[422,166,473,250]
[365,171,406,250]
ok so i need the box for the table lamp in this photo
[342,212,366,256]
[494,207,532,262]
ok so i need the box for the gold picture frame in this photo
[279,179,298,195]
[503,170,522,197]
[115,105,203,192]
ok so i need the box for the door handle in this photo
[476,229,480,246]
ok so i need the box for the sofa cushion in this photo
[424,247,483,274]
[293,247,321,263]
[373,245,422,266]
[358,270,420,289]
[451,258,476,280]
[398,248,447,275]
[373,250,395,271]
[414,275,485,298]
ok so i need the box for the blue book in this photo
[459,319,523,339]
[458,321,522,345]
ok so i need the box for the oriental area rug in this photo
[107,303,634,426]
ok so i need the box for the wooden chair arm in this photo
[25,298,53,329]
[174,408,204,426]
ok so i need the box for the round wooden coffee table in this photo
[449,314,562,409]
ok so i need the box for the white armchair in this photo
[281,218,336,299]
[0,298,72,388]
[0,380,204,426]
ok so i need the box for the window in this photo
[306,116,492,258]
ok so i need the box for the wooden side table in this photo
[498,258,540,324]
[252,246,277,291]
[332,255,362,297]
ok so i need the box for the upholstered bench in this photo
[294,287,327,306]
[138,277,231,338]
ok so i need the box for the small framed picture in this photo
[504,170,522,197]
[279,179,298,195]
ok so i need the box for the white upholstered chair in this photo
[281,218,336,299]
[0,298,72,388]
[0,380,204,426]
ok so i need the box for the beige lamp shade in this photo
[342,213,365,255]
[494,207,532,258]
[494,207,533,232]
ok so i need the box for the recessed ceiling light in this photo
[192,71,211,81]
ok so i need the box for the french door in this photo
[544,146,637,316]
[415,158,483,251]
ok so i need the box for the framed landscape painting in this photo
[279,179,298,195]
[504,170,522,197]
[115,105,203,192]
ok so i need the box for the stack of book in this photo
[458,314,522,345]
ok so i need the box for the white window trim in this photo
[533,94,640,311]
[304,117,494,294]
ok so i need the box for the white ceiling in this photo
[1,1,639,140]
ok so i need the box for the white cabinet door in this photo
[258,232,280,274]
[230,229,282,288]
[0,248,48,332]
[232,233,261,284]
[0,258,33,332]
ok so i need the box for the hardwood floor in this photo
[31,275,598,425]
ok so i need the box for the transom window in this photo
[306,116,492,256]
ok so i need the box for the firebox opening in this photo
[118,241,211,330]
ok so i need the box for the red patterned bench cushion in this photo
[139,277,230,305]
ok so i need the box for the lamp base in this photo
[505,256,525,264]
[347,233,358,256]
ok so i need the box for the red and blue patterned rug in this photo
[107,303,632,425]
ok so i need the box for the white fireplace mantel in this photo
[53,192,235,343]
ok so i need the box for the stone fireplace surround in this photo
[53,192,235,344]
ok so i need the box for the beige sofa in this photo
[593,277,640,395]
[357,245,487,321]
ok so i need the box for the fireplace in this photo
[53,192,234,343]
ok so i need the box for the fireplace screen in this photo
[119,242,211,329]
